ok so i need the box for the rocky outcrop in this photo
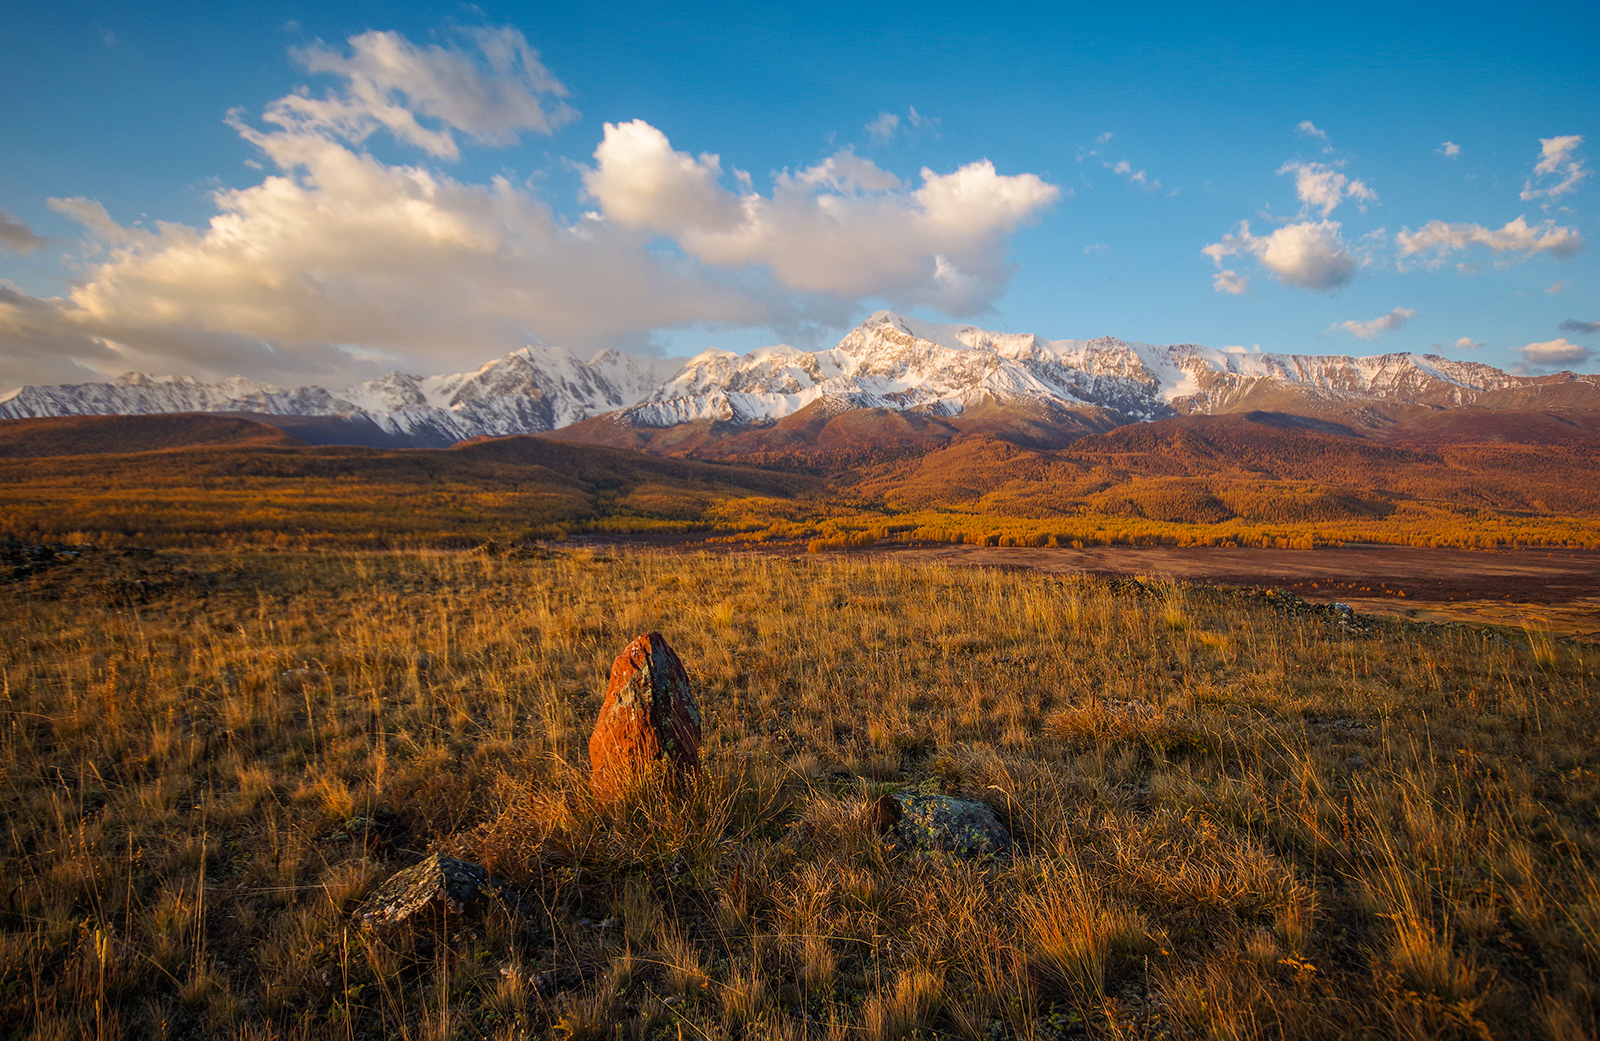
[354,853,508,929]
[874,793,1011,858]
[588,632,703,797]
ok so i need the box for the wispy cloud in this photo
[1521,135,1588,202]
[263,25,577,160]
[864,106,939,145]
[1327,306,1415,339]
[865,112,899,144]
[1278,161,1376,217]
[1453,336,1484,350]
[1396,216,1582,265]
[0,209,47,253]
[1211,269,1248,294]
[1437,141,1461,158]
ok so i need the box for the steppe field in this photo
[3,544,1596,1040]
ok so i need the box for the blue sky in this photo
[1,0,1596,390]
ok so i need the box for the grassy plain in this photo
[2,546,1597,1039]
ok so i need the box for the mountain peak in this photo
[3,318,1593,446]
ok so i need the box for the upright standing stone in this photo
[589,632,703,796]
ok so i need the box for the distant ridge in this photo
[3,311,1596,450]
[0,413,304,458]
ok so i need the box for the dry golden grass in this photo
[1,546,1596,1039]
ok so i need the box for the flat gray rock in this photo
[354,853,506,929]
[876,793,1011,858]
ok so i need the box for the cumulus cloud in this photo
[1516,337,1593,371]
[263,26,576,160]
[1327,307,1414,339]
[1396,216,1582,263]
[31,130,811,383]
[1296,121,1328,141]
[0,281,127,388]
[584,121,1058,311]
[1521,135,1588,202]
[0,209,47,253]
[1,27,1059,388]
[1202,220,1357,291]
[1560,319,1599,334]
[1453,336,1484,350]
[1438,141,1461,158]
[1212,269,1248,294]
[1279,161,1376,217]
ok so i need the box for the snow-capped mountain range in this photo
[1,311,1589,447]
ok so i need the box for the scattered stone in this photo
[472,540,559,560]
[354,853,510,929]
[277,666,328,692]
[589,632,703,796]
[1346,755,1369,771]
[1315,717,1373,732]
[0,538,96,581]
[874,792,1011,858]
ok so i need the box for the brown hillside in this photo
[0,413,304,457]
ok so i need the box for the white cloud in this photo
[1516,337,1593,371]
[1559,319,1599,334]
[1296,121,1328,141]
[1453,336,1484,350]
[865,112,899,144]
[1328,307,1415,339]
[1437,141,1461,158]
[1104,158,1160,190]
[1547,280,1567,294]
[36,130,803,383]
[263,26,576,160]
[582,120,745,233]
[0,209,47,253]
[2,30,1059,389]
[585,121,1058,311]
[863,107,939,145]
[1396,216,1583,262]
[1082,242,1110,255]
[907,106,940,134]
[1212,269,1248,294]
[1521,135,1588,201]
[1278,161,1376,217]
[1203,220,1357,291]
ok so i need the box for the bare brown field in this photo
[847,544,1600,642]
[2,546,1597,1040]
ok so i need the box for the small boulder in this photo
[354,853,505,929]
[589,632,703,796]
[875,793,1011,858]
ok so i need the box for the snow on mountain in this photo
[0,310,1586,447]
[0,346,689,444]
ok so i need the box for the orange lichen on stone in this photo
[588,632,703,797]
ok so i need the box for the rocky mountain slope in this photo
[3,311,1594,449]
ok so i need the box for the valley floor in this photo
[2,547,1597,1039]
[583,537,1600,643]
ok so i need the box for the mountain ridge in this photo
[2,310,1595,448]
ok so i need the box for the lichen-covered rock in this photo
[354,854,503,929]
[876,793,1011,858]
[589,632,703,797]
